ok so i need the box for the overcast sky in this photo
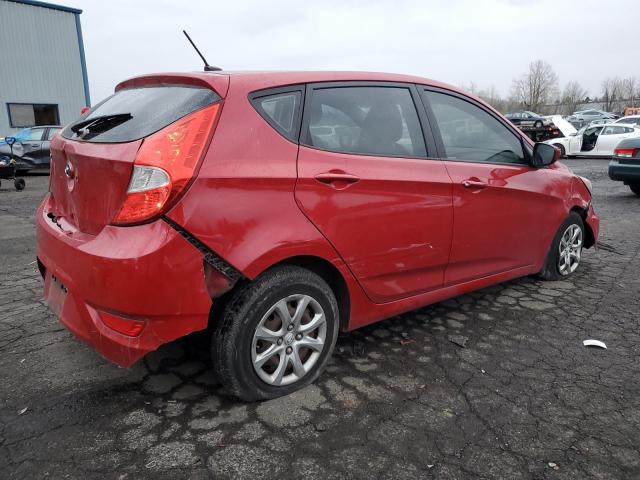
[57,0,640,104]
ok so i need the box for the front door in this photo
[421,89,559,285]
[295,84,453,303]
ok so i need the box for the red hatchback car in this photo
[37,71,599,400]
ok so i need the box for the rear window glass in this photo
[62,86,220,143]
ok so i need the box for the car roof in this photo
[118,70,471,98]
[617,115,640,119]
[599,123,639,128]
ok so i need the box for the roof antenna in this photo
[182,30,222,72]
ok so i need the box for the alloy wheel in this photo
[558,224,583,275]
[251,294,327,386]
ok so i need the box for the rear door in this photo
[295,82,453,303]
[596,126,634,154]
[421,88,557,285]
[40,127,61,166]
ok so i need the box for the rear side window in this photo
[304,86,426,158]
[424,90,526,165]
[46,128,61,140]
[250,89,302,141]
[62,86,220,143]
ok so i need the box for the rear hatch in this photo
[50,80,224,235]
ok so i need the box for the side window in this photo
[305,86,426,157]
[250,90,302,141]
[46,128,61,140]
[424,90,526,164]
[25,128,45,141]
[603,126,624,135]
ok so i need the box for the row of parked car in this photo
[503,108,640,195]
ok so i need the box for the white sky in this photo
[56,0,640,104]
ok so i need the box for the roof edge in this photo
[8,0,82,15]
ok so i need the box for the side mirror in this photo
[5,136,16,146]
[532,142,560,167]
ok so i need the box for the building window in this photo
[7,103,60,128]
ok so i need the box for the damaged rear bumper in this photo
[36,194,214,367]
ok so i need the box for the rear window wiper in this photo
[70,113,133,136]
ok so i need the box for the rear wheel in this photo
[539,212,585,281]
[552,143,566,157]
[212,265,339,401]
[629,183,640,196]
[14,178,25,191]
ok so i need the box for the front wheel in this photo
[629,183,640,196]
[212,265,339,401]
[534,120,543,128]
[539,212,585,281]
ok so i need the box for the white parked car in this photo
[544,122,640,157]
[613,115,640,128]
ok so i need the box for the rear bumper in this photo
[608,159,640,183]
[36,194,212,367]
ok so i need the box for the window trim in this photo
[299,81,437,159]
[419,86,533,167]
[6,102,60,128]
[248,85,305,143]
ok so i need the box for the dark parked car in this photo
[0,125,61,172]
[609,137,640,195]
[505,111,550,128]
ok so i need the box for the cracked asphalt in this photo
[1,160,639,479]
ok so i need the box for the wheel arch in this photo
[210,254,352,332]
[569,205,595,248]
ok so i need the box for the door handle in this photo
[314,172,360,185]
[462,179,487,189]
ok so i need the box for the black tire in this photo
[534,120,543,128]
[538,212,585,281]
[14,178,25,191]
[552,143,566,157]
[629,183,640,196]
[212,265,339,401]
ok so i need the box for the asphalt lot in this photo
[1,160,639,479]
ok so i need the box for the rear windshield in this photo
[62,85,220,143]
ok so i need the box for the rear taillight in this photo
[614,148,639,158]
[112,102,222,225]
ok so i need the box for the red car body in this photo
[36,71,599,367]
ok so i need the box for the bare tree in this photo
[601,77,623,112]
[621,77,638,107]
[511,60,559,112]
[561,81,588,115]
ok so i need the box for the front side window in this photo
[305,86,426,157]
[424,90,526,164]
[23,128,45,141]
[583,126,603,137]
